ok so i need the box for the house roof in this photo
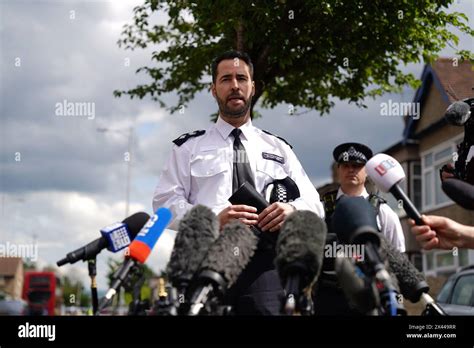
[0,258,23,277]
[432,58,474,102]
[403,58,474,143]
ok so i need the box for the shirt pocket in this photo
[191,150,228,178]
[190,149,230,203]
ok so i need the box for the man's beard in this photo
[216,93,252,118]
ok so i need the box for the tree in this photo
[114,0,473,119]
[61,276,90,308]
[105,257,157,307]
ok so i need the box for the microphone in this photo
[445,100,472,126]
[334,256,380,315]
[444,98,474,183]
[98,207,172,311]
[166,205,219,300]
[380,236,446,315]
[57,212,150,266]
[366,153,423,225]
[442,178,474,210]
[186,220,258,315]
[332,196,404,316]
[275,210,327,315]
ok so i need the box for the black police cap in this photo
[333,142,373,164]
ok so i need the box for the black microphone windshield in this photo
[275,210,327,289]
[167,205,219,286]
[442,178,474,210]
[199,220,258,287]
[380,236,429,303]
[331,196,380,246]
[125,212,152,237]
[445,101,471,126]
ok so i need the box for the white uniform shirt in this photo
[153,116,324,229]
[336,188,406,252]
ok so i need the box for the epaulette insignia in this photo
[262,130,293,149]
[172,130,205,146]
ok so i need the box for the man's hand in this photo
[440,163,455,181]
[409,215,474,250]
[218,205,258,229]
[257,202,295,232]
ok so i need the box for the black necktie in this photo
[231,128,255,193]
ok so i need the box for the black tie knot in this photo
[231,128,242,139]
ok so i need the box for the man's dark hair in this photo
[211,50,254,83]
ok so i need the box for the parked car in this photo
[0,298,27,315]
[436,265,474,315]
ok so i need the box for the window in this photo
[451,275,474,306]
[436,251,454,268]
[424,172,432,207]
[459,249,469,267]
[426,252,434,270]
[425,153,433,167]
[411,163,422,210]
[421,136,463,210]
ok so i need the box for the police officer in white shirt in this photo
[153,50,324,314]
[330,142,405,251]
[316,142,405,315]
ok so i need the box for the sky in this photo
[0,0,473,293]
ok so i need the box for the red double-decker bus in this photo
[22,272,59,316]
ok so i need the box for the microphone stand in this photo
[87,258,99,315]
[128,270,148,315]
[358,244,406,316]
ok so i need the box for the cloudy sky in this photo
[1,0,473,291]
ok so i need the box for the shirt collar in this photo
[215,115,254,141]
[336,187,369,199]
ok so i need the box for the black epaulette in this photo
[172,130,205,146]
[321,189,339,218]
[262,130,293,149]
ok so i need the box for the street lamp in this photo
[97,126,134,218]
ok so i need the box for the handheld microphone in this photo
[275,210,327,315]
[366,153,423,225]
[186,220,258,315]
[445,100,472,126]
[442,178,474,210]
[166,205,219,301]
[380,236,446,315]
[98,207,172,311]
[444,98,474,182]
[332,196,404,316]
[57,212,150,266]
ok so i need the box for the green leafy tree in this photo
[115,0,473,118]
[106,257,157,307]
[61,276,90,308]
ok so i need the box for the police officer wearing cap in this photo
[314,142,405,315]
[153,50,324,315]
